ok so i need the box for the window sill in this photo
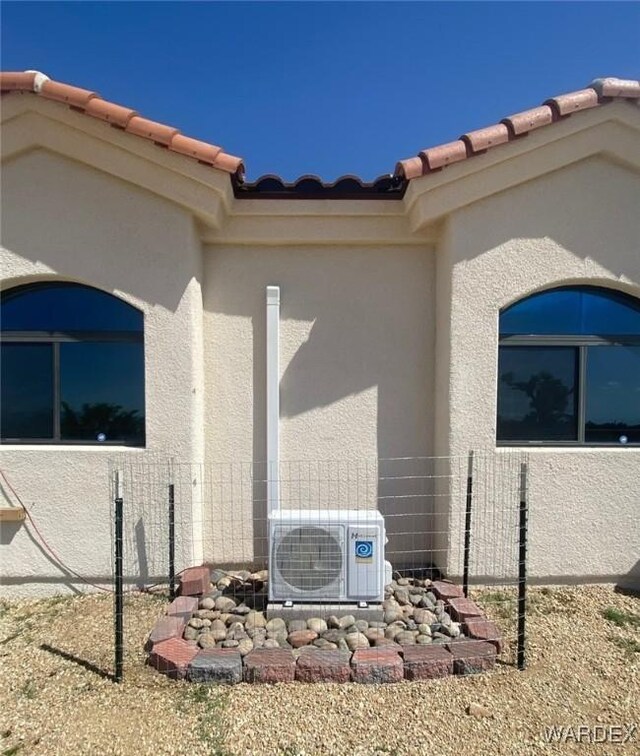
[0,443,146,452]
[496,444,640,451]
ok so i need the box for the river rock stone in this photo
[416,635,432,645]
[199,597,216,611]
[237,638,254,656]
[417,623,432,636]
[385,625,404,641]
[313,638,338,650]
[354,620,369,633]
[188,618,205,630]
[396,631,417,645]
[198,633,217,649]
[338,615,356,630]
[225,614,245,626]
[183,626,199,641]
[346,632,370,651]
[227,627,249,641]
[215,596,236,612]
[288,620,308,633]
[194,609,219,620]
[384,609,404,624]
[327,615,341,629]
[222,639,239,648]
[265,617,287,635]
[307,618,328,635]
[245,611,266,630]
[365,628,385,642]
[288,630,318,648]
[414,608,437,626]
[322,629,346,644]
[210,620,228,641]
[246,626,267,640]
[263,638,279,649]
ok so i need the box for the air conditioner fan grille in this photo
[275,525,342,592]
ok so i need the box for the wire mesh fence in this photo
[109,450,528,681]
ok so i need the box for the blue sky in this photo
[2,2,638,181]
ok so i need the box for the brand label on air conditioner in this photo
[354,539,374,562]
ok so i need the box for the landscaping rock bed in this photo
[146,566,503,683]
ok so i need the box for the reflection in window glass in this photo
[497,346,578,441]
[500,286,640,337]
[1,282,142,333]
[585,346,640,444]
[60,342,145,444]
[1,344,54,439]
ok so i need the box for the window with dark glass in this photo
[1,282,145,445]
[497,286,640,445]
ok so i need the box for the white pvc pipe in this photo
[266,286,280,513]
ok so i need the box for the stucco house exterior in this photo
[1,71,639,597]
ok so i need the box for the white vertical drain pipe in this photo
[266,286,280,514]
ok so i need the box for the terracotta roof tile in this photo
[40,80,98,108]
[462,123,509,153]
[420,140,468,171]
[170,134,222,165]
[83,98,138,128]
[126,116,179,145]
[1,71,37,90]
[544,88,599,116]
[2,71,637,189]
[501,105,554,136]
[0,70,244,178]
[396,77,640,179]
[592,77,640,98]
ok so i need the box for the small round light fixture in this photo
[619,435,628,445]
[97,432,107,442]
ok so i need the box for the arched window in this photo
[497,286,640,445]
[1,282,145,446]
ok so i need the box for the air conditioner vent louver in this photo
[275,526,343,592]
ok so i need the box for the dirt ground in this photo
[0,585,638,755]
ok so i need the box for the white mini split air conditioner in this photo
[269,509,386,603]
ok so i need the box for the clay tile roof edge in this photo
[395,76,640,179]
[0,70,244,179]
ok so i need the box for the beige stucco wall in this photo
[201,243,435,566]
[1,98,638,596]
[0,149,205,596]
[436,155,640,587]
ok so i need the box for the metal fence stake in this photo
[168,483,176,600]
[517,461,528,670]
[463,451,474,598]
[114,470,124,683]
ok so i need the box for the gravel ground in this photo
[0,585,638,755]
